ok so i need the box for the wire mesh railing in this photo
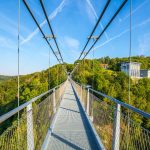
[0,81,66,150]
[0,110,27,150]
[71,79,150,150]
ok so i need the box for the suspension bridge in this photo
[0,0,150,150]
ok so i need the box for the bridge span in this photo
[0,79,150,150]
[43,81,102,150]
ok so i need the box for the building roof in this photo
[100,64,108,69]
[140,69,150,71]
[121,62,141,65]
[100,64,108,66]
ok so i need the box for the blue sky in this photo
[0,0,150,75]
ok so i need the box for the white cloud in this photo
[93,17,150,51]
[64,36,80,50]
[40,51,58,65]
[85,0,109,40]
[0,36,16,49]
[59,36,80,62]
[138,17,150,26]
[0,13,28,40]
[21,0,67,45]
[86,0,98,19]
[92,29,129,51]
[0,13,18,39]
[121,0,148,21]
[86,0,148,42]
[0,13,26,51]
[138,33,150,55]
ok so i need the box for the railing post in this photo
[86,88,90,115]
[59,85,61,102]
[80,85,82,100]
[112,104,121,150]
[27,103,34,150]
[53,88,56,113]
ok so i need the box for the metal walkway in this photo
[45,81,100,150]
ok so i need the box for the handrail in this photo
[71,80,87,88]
[89,88,150,119]
[0,81,66,124]
[71,79,150,119]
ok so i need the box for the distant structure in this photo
[121,62,141,78]
[100,64,108,69]
[140,69,150,78]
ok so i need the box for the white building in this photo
[140,70,150,78]
[121,62,141,78]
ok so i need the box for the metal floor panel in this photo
[46,82,99,150]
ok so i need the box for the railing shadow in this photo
[60,107,79,113]
[51,133,83,150]
[70,82,100,149]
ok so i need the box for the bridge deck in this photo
[45,81,99,150]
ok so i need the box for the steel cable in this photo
[17,0,20,149]
[127,0,132,149]
[77,0,111,61]
[40,0,64,63]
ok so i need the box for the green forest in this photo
[0,75,15,83]
[0,64,68,135]
[0,56,150,134]
[72,56,150,130]
[0,64,68,116]
[98,55,150,71]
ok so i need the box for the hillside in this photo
[0,56,149,133]
[73,57,150,129]
[0,75,15,82]
[98,56,150,71]
[0,64,70,134]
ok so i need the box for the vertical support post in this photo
[59,85,61,102]
[86,88,90,115]
[80,85,82,101]
[27,103,34,150]
[53,88,56,113]
[112,104,121,150]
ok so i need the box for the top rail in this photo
[0,81,66,124]
[71,79,150,119]
[89,88,150,119]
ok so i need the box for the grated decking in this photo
[46,82,99,150]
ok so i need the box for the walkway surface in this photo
[46,81,99,150]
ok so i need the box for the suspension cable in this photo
[82,0,127,60]
[77,0,111,61]
[40,0,64,63]
[17,0,20,149]
[71,0,127,75]
[23,0,67,77]
[22,0,62,64]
